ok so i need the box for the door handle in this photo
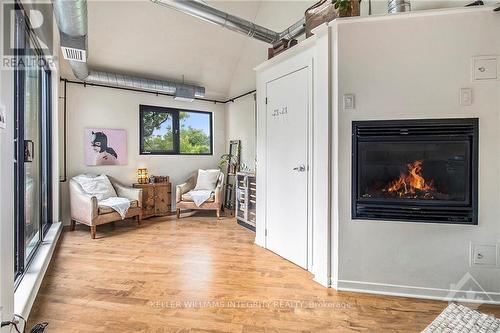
[24,140,34,163]
[293,164,306,172]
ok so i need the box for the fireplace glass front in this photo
[352,118,478,224]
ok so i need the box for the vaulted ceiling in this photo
[59,0,485,100]
[59,0,314,100]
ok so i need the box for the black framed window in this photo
[14,4,52,282]
[140,105,213,155]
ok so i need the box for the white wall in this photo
[60,84,226,224]
[333,8,500,299]
[225,94,256,171]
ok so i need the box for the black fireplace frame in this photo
[352,118,478,225]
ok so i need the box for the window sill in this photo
[14,222,62,321]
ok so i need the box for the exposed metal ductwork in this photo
[53,0,306,99]
[53,0,89,80]
[277,19,307,42]
[53,0,205,99]
[388,0,411,13]
[150,0,306,45]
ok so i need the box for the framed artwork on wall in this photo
[85,128,127,166]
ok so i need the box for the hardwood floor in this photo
[28,213,500,332]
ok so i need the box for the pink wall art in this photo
[85,128,127,166]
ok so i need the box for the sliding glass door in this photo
[23,45,42,260]
[14,5,52,281]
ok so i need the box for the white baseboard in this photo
[337,279,500,304]
[254,239,265,248]
[313,275,330,288]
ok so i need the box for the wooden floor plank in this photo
[27,213,500,332]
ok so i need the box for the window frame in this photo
[13,2,53,284]
[139,105,213,156]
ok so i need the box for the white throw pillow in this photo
[73,174,117,200]
[194,169,220,191]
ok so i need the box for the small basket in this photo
[154,176,169,183]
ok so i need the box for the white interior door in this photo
[265,67,309,269]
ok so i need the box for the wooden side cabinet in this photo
[133,183,172,219]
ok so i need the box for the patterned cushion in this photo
[98,199,138,215]
[181,192,215,202]
[423,303,500,333]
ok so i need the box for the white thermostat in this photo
[472,56,498,81]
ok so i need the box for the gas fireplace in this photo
[352,118,478,224]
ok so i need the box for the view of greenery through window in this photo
[142,111,174,152]
[179,112,211,154]
[141,109,212,154]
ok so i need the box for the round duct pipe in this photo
[388,0,411,13]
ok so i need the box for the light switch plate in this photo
[470,242,498,267]
[0,105,6,129]
[460,88,472,106]
[472,56,498,81]
[343,94,355,110]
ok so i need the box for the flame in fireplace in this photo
[384,160,435,197]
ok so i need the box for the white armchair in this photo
[69,176,143,239]
[176,172,224,219]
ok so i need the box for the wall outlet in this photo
[343,94,355,110]
[459,88,472,106]
[470,242,498,267]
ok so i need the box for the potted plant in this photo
[219,154,239,175]
[332,0,361,17]
[305,0,361,37]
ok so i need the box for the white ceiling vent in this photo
[61,46,87,62]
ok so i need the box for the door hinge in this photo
[265,229,268,236]
[265,97,268,105]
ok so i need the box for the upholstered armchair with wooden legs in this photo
[176,172,224,219]
[69,177,143,239]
